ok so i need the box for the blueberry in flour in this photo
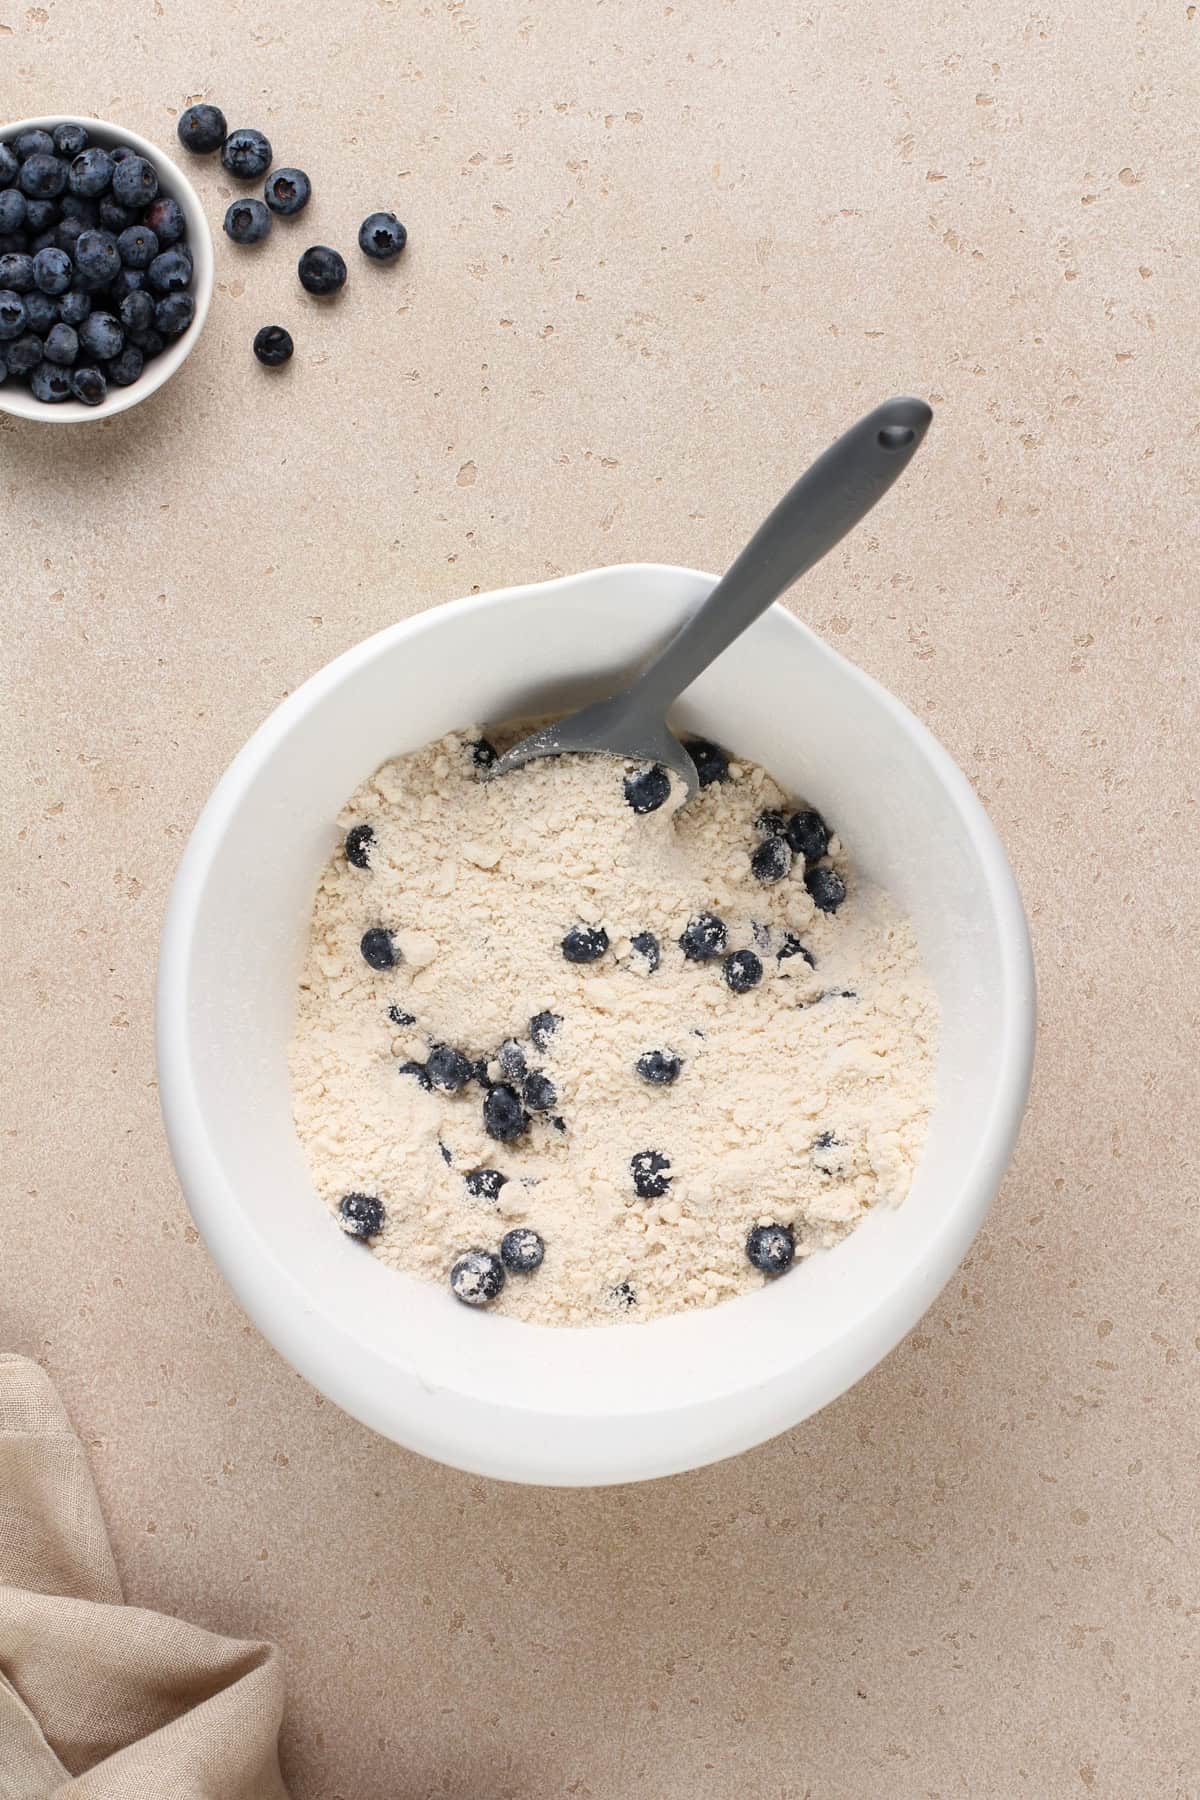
[427,1045,474,1092]
[529,1011,561,1051]
[387,1004,416,1027]
[561,925,608,964]
[629,931,661,973]
[500,1228,544,1273]
[756,809,786,836]
[450,1249,506,1307]
[344,823,374,868]
[398,1059,433,1090]
[522,1071,557,1113]
[784,808,830,865]
[498,1039,527,1082]
[683,737,729,787]
[338,1192,385,1239]
[636,1051,681,1087]
[724,949,763,993]
[471,738,497,770]
[360,927,396,969]
[608,1281,637,1311]
[623,764,671,814]
[465,1168,507,1203]
[679,913,727,962]
[805,866,847,913]
[483,1083,529,1143]
[751,836,793,885]
[777,933,815,968]
[746,1222,794,1274]
[631,1151,671,1199]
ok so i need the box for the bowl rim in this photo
[0,114,214,424]
[156,564,1036,1483]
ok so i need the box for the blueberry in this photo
[144,195,186,244]
[472,1057,493,1089]
[78,311,123,360]
[108,146,137,165]
[635,1051,681,1087]
[75,228,121,285]
[68,146,112,198]
[108,267,145,303]
[118,288,154,333]
[18,154,65,200]
[500,1228,544,1273]
[757,807,784,833]
[358,210,407,260]
[5,332,41,374]
[338,1191,385,1239]
[387,1003,416,1027]
[264,167,311,215]
[470,737,497,769]
[177,103,227,155]
[97,196,135,233]
[54,215,87,254]
[562,924,609,964]
[253,323,294,367]
[0,145,17,185]
[24,198,58,233]
[522,1071,557,1112]
[0,253,34,293]
[751,836,793,885]
[117,223,158,269]
[58,289,91,326]
[805,866,846,913]
[465,1168,507,1203]
[42,322,77,365]
[450,1249,506,1307]
[111,155,158,208]
[494,1040,525,1083]
[427,1044,474,1092]
[398,1059,432,1089]
[679,912,727,961]
[608,1281,637,1311]
[0,189,26,233]
[105,343,143,386]
[724,949,763,993]
[631,1150,671,1199]
[29,360,70,402]
[147,246,192,293]
[32,246,71,294]
[22,291,57,334]
[360,927,396,970]
[298,244,347,295]
[529,1011,561,1052]
[344,822,374,868]
[629,931,661,973]
[624,763,671,814]
[684,736,729,787]
[784,808,830,864]
[52,122,89,159]
[221,127,272,180]
[483,1083,529,1143]
[224,197,271,246]
[126,325,164,358]
[28,229,58,257]
[746,1222,795,1274]
[0,290,27,339]
[70,364,106,405]
[14,130,55,162]
[59,193,98,223]
[154,292,195,337]
[777,933,815,968]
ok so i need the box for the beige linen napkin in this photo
[0,1354,289,1798]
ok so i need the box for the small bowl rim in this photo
[0,113,213,424]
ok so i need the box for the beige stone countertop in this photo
[2,3,1196,1795]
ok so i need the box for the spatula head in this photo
[486,696,700,801]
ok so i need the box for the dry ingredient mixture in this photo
[289,727,938,1326]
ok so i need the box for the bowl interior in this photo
[0,115,213,424]
[159,565,1033,1483]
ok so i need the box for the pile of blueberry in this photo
[0,122,196,407]
[175,102,407,369]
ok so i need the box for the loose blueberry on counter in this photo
[631,1150,671,1199]
[683,736,729,787]
[805,866,846,913]
[427,1044,474,1093]
[522,1071,557,1113]
[746,1222,795,1274]
[78,310,122,360]
[145,196,186,245]
[483,1083,529,1143]
[360,927,397,970]
[41,322,77,365]
[608,1281,637,1311]
[220,126,272,180]
[117,224,158,270]
[777,932,815,968]
[52,123,89,159]
[70,365,105,405]
[751,836,793,885]
[177,103,228,155]
[624,763,671,814]
[724,949,763,993]
[387,1004,416,1027]
[450,1249,506,1307]
[529,1010,561,1052]
[561,924,609,964]
[465,1168,507,1203]
[338,1192,386,1238]
[19,154,67,200]
[30,361,70,402]
[398,1059,433,1089]
[111,155,158,208]
[501,1227,545,1273]
[358,210,407,259]
[225,198,271,246]
[298,244,347,295]
[264,167,312,215]
[756,809,786,836]
[636,1051,681,1087]
[344,822,374,868]
[784,808,830,864]
[629,931,661,973]
[679,912,727,962]
[252,323,294,367]
[470,737,497,769]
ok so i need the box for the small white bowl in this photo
[157,567,1035,1486]
[0,115,213,423]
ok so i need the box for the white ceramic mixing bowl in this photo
[156,565,1034,1486]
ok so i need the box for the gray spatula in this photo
[487,395,932,802]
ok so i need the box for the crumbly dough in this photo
[289,729,938,1326]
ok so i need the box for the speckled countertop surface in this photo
[2,3,1197,1795]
